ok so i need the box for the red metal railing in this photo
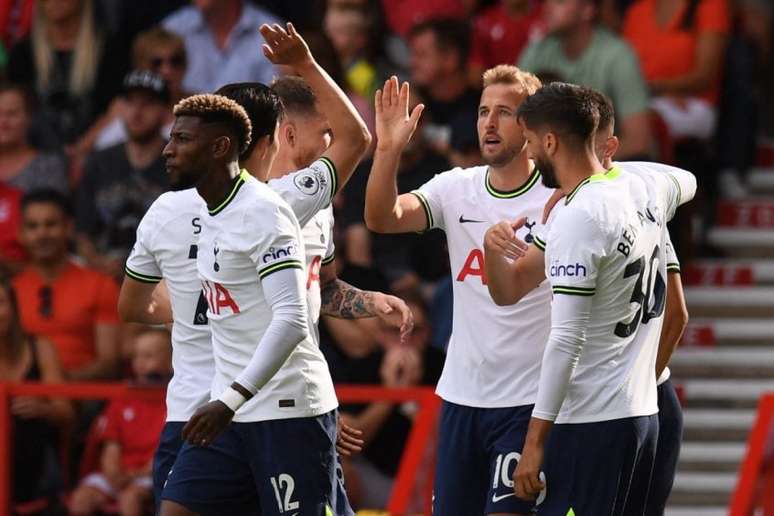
[0,382,441,516]
[730,393,774,516]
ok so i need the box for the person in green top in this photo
[518,0,653,160]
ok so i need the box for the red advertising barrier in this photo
[0,383,441,516]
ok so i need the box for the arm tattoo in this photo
[320,279,376,318]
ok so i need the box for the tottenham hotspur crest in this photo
[213,243,220,271]
[524,219,536,243]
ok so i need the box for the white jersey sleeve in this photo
[249,203,306,281]
[665,230,680,273]
[125,203,163,283]
[412,170,457,231]
[533,206,609,421]
[618,162,697,220]
[232,267,309,395]
[268,157,338,228]
[544,206,608,297]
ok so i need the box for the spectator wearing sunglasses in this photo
[13,189,120,381]
[93,27,189,151]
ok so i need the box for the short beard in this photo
[536,157,559,189]
[481,146,518,168]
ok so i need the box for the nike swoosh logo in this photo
[459,215,485,224]
[492,492,516,503]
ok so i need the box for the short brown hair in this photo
[173,94,252,154]
[587,89,615,132]
[271,76,318,117]
[482,65,541,95]
[131,26,185,69]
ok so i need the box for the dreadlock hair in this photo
[173,94,252,155]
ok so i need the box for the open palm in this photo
[375,76,424,150]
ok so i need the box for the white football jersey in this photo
[125,189,214,422]
[537,164,692,423]
[413,165,553,408]
[270,167,336,340]
[196,171,337,423]
[125,160,338,422]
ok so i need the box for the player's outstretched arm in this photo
[182,267,310,447]
[656,271,689,378]
[319,263,414,342]
[365,77,428,234]
[261,22,371,190]
[484,219,545,305]
[118,277,172,325]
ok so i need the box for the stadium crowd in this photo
[0,0,771,513]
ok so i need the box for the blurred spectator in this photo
[335,293,444,509]
[75,70,169,280]
[623,0,730,141]
[339,91,449,291]
[69,327,170,516]
[408,18,481,165]
[0,271,74,509]
[6,0,127,151]
[519,0,653,159]
[381,0,467,37]
[0,183,24,266]
[468,0,544,87]
[324,5,381,100]
[162,0,280,93]
[14,189,120,381]
[0,0,34,48]
[0,83,68,193]
[94,26,188,151]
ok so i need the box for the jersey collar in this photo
[485,167,541,199]
[565,166,621,205]
[208,169,250,216]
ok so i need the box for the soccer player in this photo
[489,90,690,515]
[118,23,369,514]
[484,82,695,514]
[365,67,553,515]
[154,92,341,515]
[591,91,688,516]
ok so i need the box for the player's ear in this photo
[606,136,619,163]
[284,122,296,148]
[211,135,233,160]
[544,132,557,156]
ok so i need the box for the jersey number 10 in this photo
[615,245,666,338]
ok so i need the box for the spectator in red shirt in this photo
[380,0,467,37]
[69,327,171,516]
[468,0,544,86]
[623,0,730,140]
[13,189,120,380]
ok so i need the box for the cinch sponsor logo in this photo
[549,261,587,277]
[262,244,298,263]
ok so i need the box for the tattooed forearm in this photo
[320,279,377,318]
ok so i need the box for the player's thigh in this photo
[645,382,684,516]
[625,414,660,516]
[433,401,488,516]
[160,428,260,515]
[245,411,353,516]
[542,418,645,516]
[153,422,185,509]
[484,404,539,515]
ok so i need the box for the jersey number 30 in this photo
[615,245,666,338]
